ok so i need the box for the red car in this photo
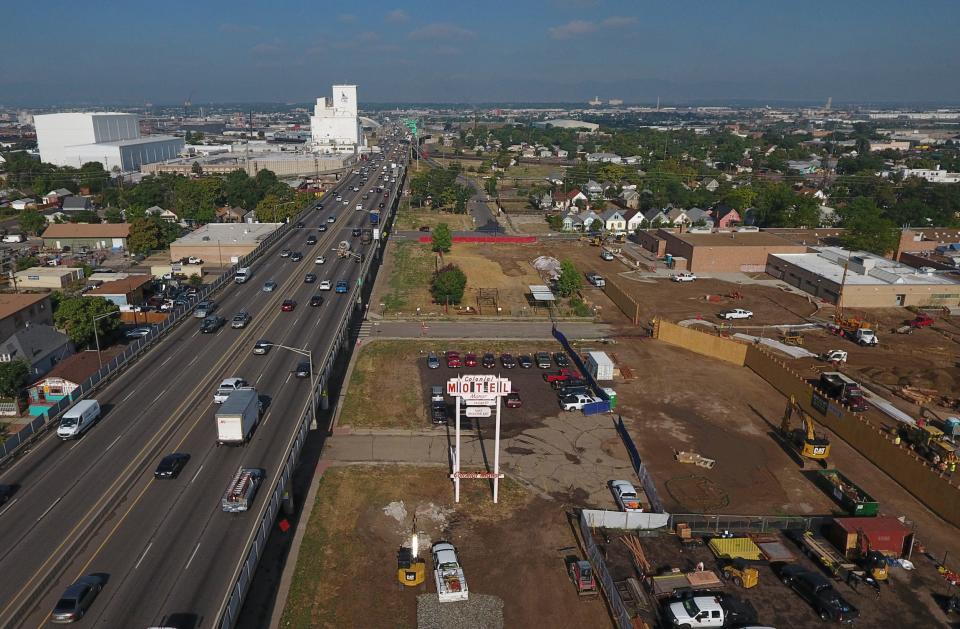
[505,391,522,408]
[464,353,478,367]
[446,351,462,368]
[543,368,578,383]
[281,299,296,312]
[910,313,934,328]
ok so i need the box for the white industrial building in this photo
[310,85,366,155]
[34,112,184,171]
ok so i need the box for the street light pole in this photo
[92,309,121,368]
[266,343,317,423]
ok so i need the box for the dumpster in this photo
[815,469,879,517]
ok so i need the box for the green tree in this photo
[556,259,582,297]
[19,211,47,236]
[430,264,467,304]
[0,360,30,398]
[431,223,453,253]
[839,198,900,256]
[188,273,203,287]
[103,207,124,223]
[69,210,99,224]
[191,161,203,176]
[128,217,163,254]
[53,295,120,347]
[15,256,40,271]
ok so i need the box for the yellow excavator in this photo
[856,528,888,582]
[397,527,426,589]
[780,395,831,466]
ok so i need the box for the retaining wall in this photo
[653,318,747,365]
[602,274,641,325]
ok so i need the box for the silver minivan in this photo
[57,400,101,439]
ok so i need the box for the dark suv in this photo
[779,564,859,623]
[535,352,552,369]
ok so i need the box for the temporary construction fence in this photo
[615,416,665,513]
[551,325,612,415]
[578,510,633,629]
[582,509,670,530]
[602,273,641,326]
[667,513,823,535]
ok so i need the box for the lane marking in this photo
[134,542,153,570]
[284,373,292,385]
[187,355,199,367]
[104,434,123,453]
[151,388,168,404]
[159,355,174,368]
[120,389,138,404]
[36,496,62,523]
[256,373,263,384]
[185,542,201,570]
[0,498,18,518]
[190,464,204,485]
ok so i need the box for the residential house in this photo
[787,158,821,175]
[583,180,604,200]
[561,211,584,232]
[61,196,93,214]
[556,188,588,210]
[43,210,67,223]
[700,178,720,192]
[642,209,668,228]
[27,347,124,416]
[216,206,249,223]
[538,148,552,158]
[685,207,714,228]
[601,181,618,197]
[585,152,623,164]
[0,324,73,379]
[42,188,73,205]
[622,156,642,165]
[555,148,569,159]
[619,188,640,210]
[580,210,602,231]
[11,198,35,210]
[624,209,645,233]
[145,205,181,223]
[535,191,554,210]
[600,209,627,234]
[710,204,742,229]
[42,223,130,251]
[521,147,537,158]
[665,207,690,227]
[545,172,564,186]
[506,144,523,153]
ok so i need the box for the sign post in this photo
[446,374,511,503]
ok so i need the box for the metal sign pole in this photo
[493,393,502,503]
[454,391,461,503]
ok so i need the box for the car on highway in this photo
[560,393,599,411]
[290,251,303,262]
[610,480,643,512]
[304,273,317,283]
[295,221,305,228]
[463,353,478,367]
[0,484,15,505]
[719,308,753,320]
[517,354,533,369]
[306,235,317,245]
[482,353,496,369]
[342,199,349,205]
[352,228,362,237]
[231,311,251,328]
[328,215,336,223]
[335,279,349,293]
[317,203,324,210]
[214,377,250,403]
[315,255,326,264]
[154,453,191,479]
[500,353,517,369]
[200,315,225,334]
[51,574,105,623]
[318,280,332,291]
[253,339,272,354]
[505,391,522,408]
[672,272,697,282]
[281,299,296,312]
[294,362,311,378]
[335,195,342,201]
[535,352,552,369]
[446,351,462,368]
[193,300,217,318]
[309,295,324,307]
[427,352,440,369]
[779,564,859,623]
[280,249,291,258]
[262,280,278,292]
[553,352,569,368]
[124,326,152,340]
[317,224,327,232]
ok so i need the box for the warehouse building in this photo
[766,247,960,308]
[142,151,352,177]
[41,223,130,251]
[14,267,85,290]
[169,223,282,267]
[640,229,808,273]
[34,112,183,171]
[86,275,153,307]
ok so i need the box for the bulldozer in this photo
[781,330,805,346]
[397,531,426,589]
[721,559,759,589]
[780,395,831,466]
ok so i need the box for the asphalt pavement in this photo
[0,140,407,627]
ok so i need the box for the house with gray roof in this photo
[0,324,74,379]
[685,207,714,227]
[583,179,604,200]
[580,210,602,231]
[535,191,554,210]
[585,152,623,164]
[619,188,640,209]
[600,208,627,234]
[666,207,690,226]
[62,196,93,212]
[561,211,583,232]
[642,209,668,227]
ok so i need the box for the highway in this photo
[0,136,407,628]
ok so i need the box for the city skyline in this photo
[4,0,960,106]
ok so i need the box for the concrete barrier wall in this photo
[743,346,960,529]
[653,318,747,365]
[603,275,640,325]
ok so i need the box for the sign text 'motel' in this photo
[446,375,511,399]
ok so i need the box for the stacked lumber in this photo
[620,535,652,576]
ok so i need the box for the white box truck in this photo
[234,267,252,284]
[215,389,261,445]
[432,541,469,602]
[586,351,614,381]
[57,399,101,439]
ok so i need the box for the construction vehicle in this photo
[397,530,426,589]
[564,556,599,598]
[899,424,959,467]
[780,395,831,466]
[855,529,888,582]
[336,240,351,258]
[432,541,468,602]
[818,372,869,412]
[721,559,759,589]
[781,330,804,346]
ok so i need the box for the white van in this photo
[2,234,26,243]
[57,400,101,439]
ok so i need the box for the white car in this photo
[124,326,152,339]
[315,256,326,264]
[214,377,249,404]
[610,480,643,512]
[600,250,615,261]
[318,280,332,291]
[672,272,697,282]
[718,308,753,320]
[187,256,203,265]
[560,393,598,411]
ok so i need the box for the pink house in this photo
[711,205,742,228]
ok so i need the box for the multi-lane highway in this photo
[0,138,407,627]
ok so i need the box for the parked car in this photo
[50,574,105,623]
[253,339,272,354]
[231,311,251,328]
[124,326,152,340]
[187,256,203,264]
[309,295,324,307]
[560,393,598,411]
[553,377,587,391]
[294,361,311,378]
[304,273,317,283]
[200,315,225,334]
[505,391,522,408]
[535,352,552,369]
[482,353,496,368]
[427,352,440,369]
[262,280,278,292]
[154,453,191,479]
[500,353,517,369]
[600,250,615,261]
[552,352,569,368]
[517,354,533,369]
[719,308,753,320]
[779,564,859,623]
[543,368,577,383]
[464,353,478,367]
[610,480,643,512]
[446,351,462,368]
[673,272,697,282]
[281,299,296,312]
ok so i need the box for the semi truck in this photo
[215,388,261,445]
[432,541,468,602]
[818,372,869,412]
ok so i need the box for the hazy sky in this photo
[4,0,959,106]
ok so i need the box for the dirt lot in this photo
[279,466,608,629]
[598,526,952,628]
[396,205,474,232]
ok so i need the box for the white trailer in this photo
[586,351,614,381]
[215,388,260,445]
[432,541,468,602]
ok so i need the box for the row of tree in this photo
[409,164,473,212]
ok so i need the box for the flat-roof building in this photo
[41,223,130,251]
[767,247,960,308]
[169,223,282,266]
[14,266,85,290]
[646,229,808,273]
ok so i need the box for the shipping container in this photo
[586,351,614,381]
[825,516,914,559]
[814,469,879,517]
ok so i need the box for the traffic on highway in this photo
[0,134,407,627]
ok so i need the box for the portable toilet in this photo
[602,387,617,409]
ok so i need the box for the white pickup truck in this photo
[718,308,753,320]
[432,541,468,602]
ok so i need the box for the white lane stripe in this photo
[0,497,19,518]
[120,389,137,404]
[104,434,123,453]
[190,464,204,485]
[36,496,63,523]
[152,388,168,404]
[134,542,153,570]
[185,542,202,570]
[314,317,322,328]
[284,373,291,385]
[159,354,174,368]
[256,373,264,384]
[187,355,199,367]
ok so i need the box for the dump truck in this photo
[215,388,261,446]
[818,372,869,412]
[814,469,879,517]
[432,541,468,602]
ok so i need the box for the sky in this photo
[4,0,960,106]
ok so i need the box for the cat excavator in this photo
[780,395,831,467]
